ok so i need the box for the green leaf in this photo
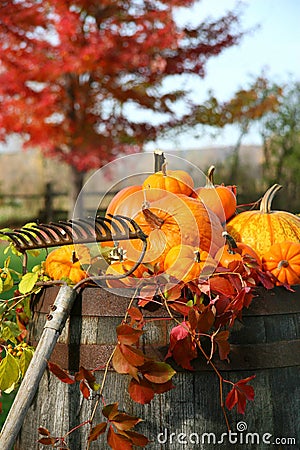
[19,272,39,294]
[19,348,35,377]
[1,268,14,292]
[0,352,20,391]
[1,321,22,342]
[0,278,3,294]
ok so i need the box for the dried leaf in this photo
[107,425,133,450]
[197,305,215,333]
[128,377,155,404]
[102,402,119,420]
[38,427,51,437]
[111,413,142,431]
[120,430,149,447]
[116,324,143,345]
[48,362,75,385]
[141,361,176,384]
[88,422,107,442]
[214,330,230,361]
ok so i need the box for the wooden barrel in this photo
[15,285,300,450]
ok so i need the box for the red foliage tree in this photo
[0,1,243,212]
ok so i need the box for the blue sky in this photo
[147,0,300,150]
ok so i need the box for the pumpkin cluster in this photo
[44,158,300,288]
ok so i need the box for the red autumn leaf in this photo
[168,299,191,316]
[166,322,197,370]
[111,413,142,431]
[152,378,175,395]
[37,437,57,446]
[75,366,99,391]
[209,275,236,298]
[102,403,119,420]
[197,305,215,333]
[120,430,150,447]
[116,324,143,345]
[163,283,182,301]
[141,361,176,384]
[112,345,138,380]
[188,307,199,331]
[88,422,107,442]
[128,377,155,404]
[38,427,51,437]
[47,362,75,385]
[226,375,256,414]
[107,426,133,450]
[127,306,143,323]
[213,330,230,361]
[119,344,148,367]
[79,380,91,399]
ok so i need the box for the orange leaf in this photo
[116,324,143,345]
[120,430,150,447]
[47,362,75,385]
[141,361,176,384]
[107,426,133,450]
[102,403,119,420]
[128,377,155,404]
[111,413,142,431]
[88,422,107,442]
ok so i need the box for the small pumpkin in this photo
[196,166,237,223]
[45,244,91,283]
[262,241,300,285]
[105,259,149,288]
[142,162,194,200]
[227,184,300,257]
[214,232,261,268]
[164,244,217,282]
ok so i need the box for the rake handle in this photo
[0,285,77,450]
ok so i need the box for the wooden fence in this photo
[0,182,117,227]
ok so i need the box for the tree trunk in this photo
[69,165,86,218]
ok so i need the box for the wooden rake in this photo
[0,215,148,450]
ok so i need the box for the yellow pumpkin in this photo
[142,162,194,200]
[227,184,300,257]
[45,244,91,283]
[164,244,217,282]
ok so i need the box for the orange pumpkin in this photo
[164,244,217,282]
[214,232,261,268]
[227,184,300,257]
[45,244,91,283]
[105,185,143,219]
[142,162,194,200]
[262,241,300,286]
[105,259,149,288]
[121,192,224,267]
[196,166,237,223]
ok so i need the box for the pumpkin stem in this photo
[259,184,282,213]
[71,251,79,263]
[194,250,201,263]
[205,165,216,188]
[154,149,166,172]
[142,187,151,209]
[278,259,289,269]
[222,231,238,254]
[142,208,164,229]
[161,161,168,176]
